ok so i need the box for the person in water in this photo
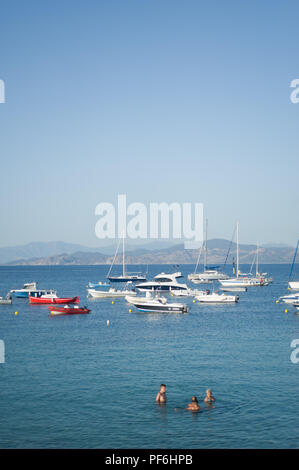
[186,396,200,411]
[156,384,167,403]
[204,389,215,403]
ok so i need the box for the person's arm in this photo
[156,392,161,403]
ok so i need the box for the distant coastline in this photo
[1,239,297,266]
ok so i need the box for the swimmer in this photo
[186,396,200,411]
[204,389,215,403]
[156,384,167,403]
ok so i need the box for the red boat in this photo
[48,305,90,316]
[29,294,79,304]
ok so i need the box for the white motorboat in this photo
[195,291,239,303]
[189,278,214,285]
[125,293,188,313]
[87,287,137,298]
[278,293,299,305]
[136,272,188,292]
[170,288,207,297]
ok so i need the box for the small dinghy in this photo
[48,305,90,316]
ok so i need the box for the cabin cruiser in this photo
[135,272,188,292]
[125,292,188,313]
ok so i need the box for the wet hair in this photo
[160,384,166,388]
[192,396,198,403]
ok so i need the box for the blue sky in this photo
[0,0,298,247]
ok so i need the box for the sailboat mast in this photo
[204,219,208,270]
[256,242,259,276]
[236,221,239,278]
[122,233,125,277]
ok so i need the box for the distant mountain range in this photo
[1,239,297,266]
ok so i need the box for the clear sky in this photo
[1,0,298,247]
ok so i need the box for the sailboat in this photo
[219,222,265,288]
[107,235,147,282]
[188,219,229,283]
[249,243,272,284]
[288,239,299,290]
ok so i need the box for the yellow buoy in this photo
[14,311,18,315]
[129,309,132,313]
[275,300,279,304]
[193,299,195,303]
[112,301,114,304]
[285,309,288,314]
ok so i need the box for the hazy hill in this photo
[3,239,297,265]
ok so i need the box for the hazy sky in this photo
[1,0,299,247]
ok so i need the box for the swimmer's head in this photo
[160,384,166,392]
[191,396,198,403]
[206,389,212,396]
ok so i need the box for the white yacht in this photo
[219,224,268,288]
[188,220,229,283]
[106,235,146,282]
[135,272,188,292]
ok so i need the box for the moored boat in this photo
[29,293,79,304]
[0,292,12,305]
[136,272,188,292]
[87,286,137,298]
[195,291,239,303]
[125,293,188,313]
[48,305,90,316]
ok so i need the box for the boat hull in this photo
[29,296,79,304]
[288,281,299,290]
[88,288,137,298]
[49,306,90,316]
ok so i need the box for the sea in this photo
[0,264,298,449]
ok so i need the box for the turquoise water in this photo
[0,264,298,449]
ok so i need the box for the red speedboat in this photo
[48,305,90,316]
[29,294,79,304]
